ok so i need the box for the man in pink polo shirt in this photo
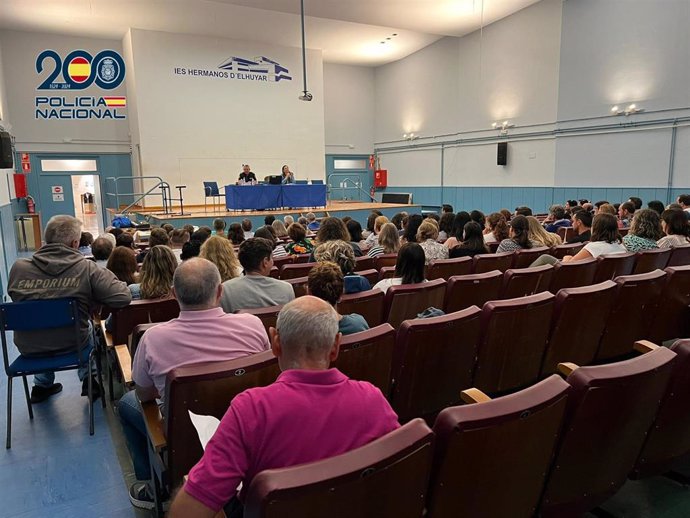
[168,296,400,518]
[119,257,269,510]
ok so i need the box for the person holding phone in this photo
[281,164,295,184]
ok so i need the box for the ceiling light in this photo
[492,120,514,135]
[610,103,644,116]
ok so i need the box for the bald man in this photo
[169,296,400,518]
[121,258,269,510]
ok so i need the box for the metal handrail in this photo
[104,176,171,215]
[326,173,376,202]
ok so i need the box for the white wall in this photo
[0,30,130,153]
[125,28,325,205]
[0,41,9,128]
[323,63,374,154]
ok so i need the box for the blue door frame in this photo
[325,155,373,202]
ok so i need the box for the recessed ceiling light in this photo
[392,33,398,36]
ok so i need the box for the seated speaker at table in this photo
[237,164,257,185]
[281,165,295,184]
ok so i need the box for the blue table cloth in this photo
[224,184,327,210]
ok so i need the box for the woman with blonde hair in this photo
[362,215,390,249]
[527,216,562,247]
[417,219,449,265]
[129,245,177,300]
[367,222,400,258]
[313,239,370,294]
[200,235,242,282]
[271,219,289,238]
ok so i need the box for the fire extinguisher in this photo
[26,195,35,214]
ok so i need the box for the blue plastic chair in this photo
[1,298,98,448]
[203,181,224,213]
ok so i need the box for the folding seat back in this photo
[472,251,514,273]
[286,276,309,298]
[444,271,503,314]
[331,324,396,396]
[378,266,396,281]
[280,262,316,280]
[374,253,398,270]
[428,376,570,518]
[592,251,636,283]
[292,254,311,264]
[474,292,555,394]
[130,322,160,356]
[551,242,585,260]
[667,244,690,267]
[595,270,666,362]
[647,266,690,343]
[384,279,447,329]
[632,340,690,479]
[488,242,500,253]
[164,351,280,489]
[272,255,293,271]
[541,281,617,375]
[501,264,553,299]
[539,346,676,517]
[632,248,672,274]
[511,246,551,269]
[354,268,379,286]
[426,257,473,281]
[390,307,482,422]
[109,297,180,346]
[237,305,284,337]
[337,288,385,327]
[354,255,375,271]
[269,266,279,278]
[556,227,567,241]
[244,419,435,518]
[548,257,597,294]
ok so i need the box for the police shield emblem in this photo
[100,58,116,82]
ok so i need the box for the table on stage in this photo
[224,184,328,210]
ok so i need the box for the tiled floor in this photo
[1,358,690,517]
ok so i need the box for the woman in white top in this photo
[483,212,509,244]
[373,242,426,294]
[563,213,626,261]
[657,208,690,248]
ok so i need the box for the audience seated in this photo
[449,221,489,258]
[168,296,399,518]
[514,206,533,217]
[227,223,245,246]
[367,222,401,258]
[107,245,139,285]
[361,216,389,249]
[307,262,369,335]
[116,232,135,249]
[220,238,294,313]
[181,239,202,260]
[8,215,131,402]
[121,258,269,509]
[314,240,371,294]
[306,212,320,231]
[528,216,562,247]
[400,213,424,245]
[78,231,93,255]
[438,211,454,242]
[169,229,190,263]
[647,200,665,216]
[623,209,662,252]
[483,212,509,244]
[566,211,592,243]
[199,235,242,282]
[254,226,289,258]
[241,218,254,238]
[658,209,690,248]
[212,218,226,238]
[373,242,426,293]
[362,211,383,239]
[91,236,113,267]
[391,212,407,234]
[443,212,471,248]
[129,245,177,300]
[544,205,571,233]
[618,201,636,228]
[417,220,449,265]
[283,215,294,226]
[497,215,538,253]
[137,228,170,263]
[312,217,362,257]
[283,222,313,255]
[271,219,288,238]
[628,196,643,211]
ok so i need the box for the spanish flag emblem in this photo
[67,57,91,83]
[103,97,127,108]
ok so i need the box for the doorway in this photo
[325,155,373,202]
[71,175,103,236]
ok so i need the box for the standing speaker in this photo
[0,132,13,169]
[497,142,508,166]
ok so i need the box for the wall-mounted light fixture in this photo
[403,133,419,141]
[491,121,515,135]
[611,103,643,116]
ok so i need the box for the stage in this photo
[107,200,422,229]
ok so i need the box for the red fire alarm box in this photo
[374,169,388,188]
[13,173,28,199]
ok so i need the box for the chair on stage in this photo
[203,181,224,213]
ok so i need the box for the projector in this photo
[299,91,313,102]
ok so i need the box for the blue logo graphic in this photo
[36,49,126,90]
[217,56,292,82]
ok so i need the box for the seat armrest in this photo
[100,319,114,348]
[557,362,579,377]
[114,344,134,387]
[634,340,659,354]
[141,400,167,453]
[461,388,492,404]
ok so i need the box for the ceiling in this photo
[0,0,542,66]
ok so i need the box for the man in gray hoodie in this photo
[8,215,131,402]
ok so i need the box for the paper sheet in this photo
[188,411,220,450]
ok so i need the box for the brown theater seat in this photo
[354,268,379,286]
[633,248,672,274]
[631,340,690,479]
[474,292,555,394]
[425,257,472,281]
[106,297,180,347]
[501,264,553,299]
[354,255,375,271]
[548,257,597,294]
[331,324,396,396]
[130,322,160,356]
[539,345,676,517]
[592,251,636,283]
[390,306,482,423]
[511,246,551,269]
[374,253,398,270]
[551,242,585,259]
[286,276,309,298]
[667,244,690,267]
[383,278,447,329]
[428,375,570,518]
[279,262,316,280]
[595,269,666,362]
[647,266,690,343]
[444,270,503,314]
[472,251,513,273]
[378,266,396,281]
[237,305,284,337]
[337,288,385,328]
[244,419,434,518]
[541,281,617,376]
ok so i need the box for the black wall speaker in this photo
[381,193,412,204]
[0,131,12,169]
[497,142,508,166]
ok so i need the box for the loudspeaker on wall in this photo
[0,132,13,169]
[497,142,508,166]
